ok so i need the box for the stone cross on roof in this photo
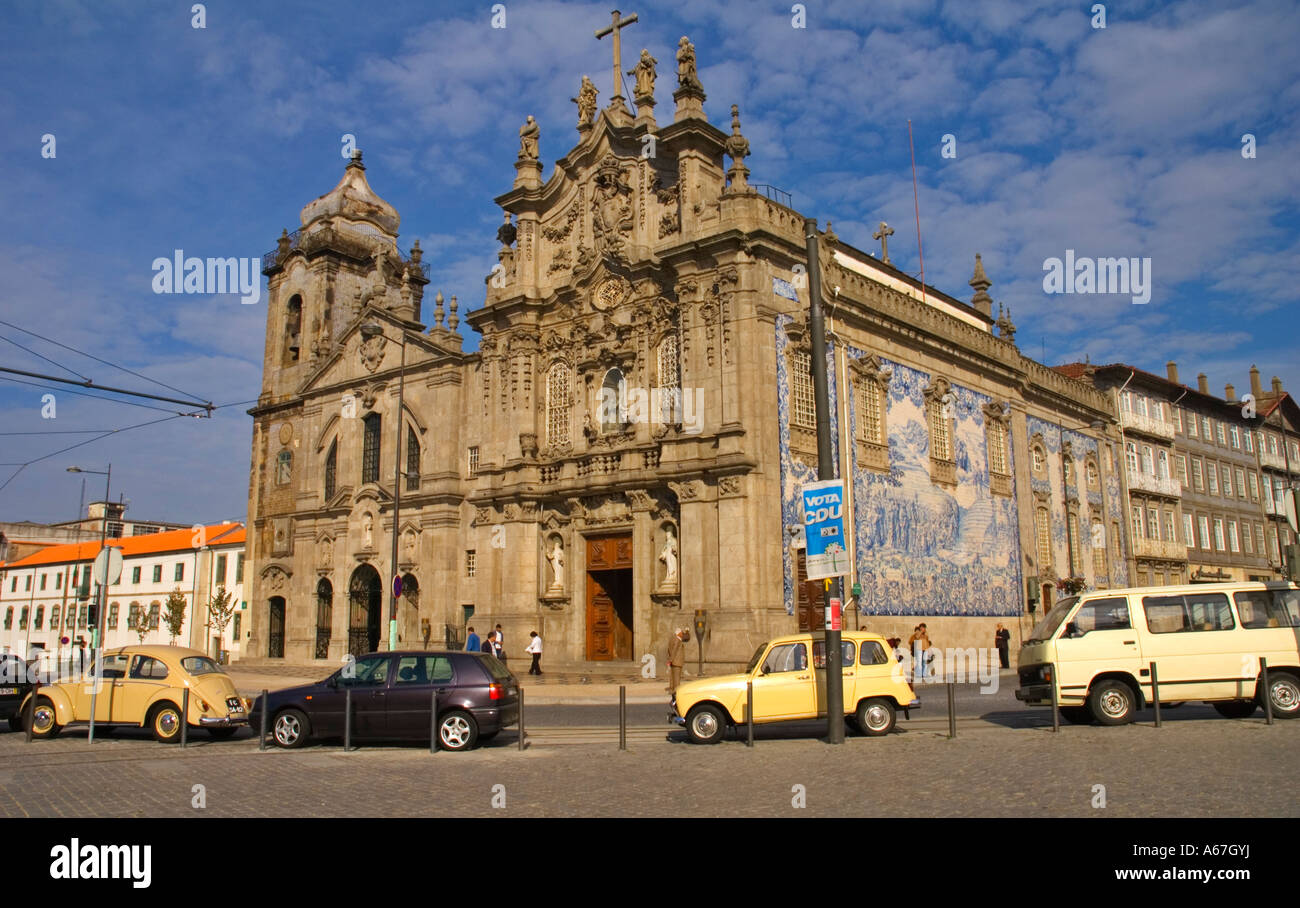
[595,9,638,114]
[872,221,895,264]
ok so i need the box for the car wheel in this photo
[30,698,61,739]
[1088,680,1136,725]
[1059,706,1093,724]
[438,710,479,751]
[1261,672,1300,719]
[685,704,727,744]
[208,727,238,740]
[1212,700,1256,719]
[150,702,184,743]
[272,709,309,748]
[856,698,896,736]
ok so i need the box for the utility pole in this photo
[804,218,844,745]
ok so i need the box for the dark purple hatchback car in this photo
[251,651,519,751]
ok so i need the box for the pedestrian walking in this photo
[525,631,543,675]
[995,622,1011,669]
[494,624,507,664]
[480,631,495,655]
[666,627,689,696]
[465,626,480,653]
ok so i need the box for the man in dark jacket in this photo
[995,623,1011,669]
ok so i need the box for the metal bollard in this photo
[259,689,268,752]
[180,688,189,748]
[518,686,526,751]
[430,690,438,754]
[1261,657,1274,725]
[618,685,627,751]
[947,681,956,739]
[1051,667,1060,733]
[344,686,353,751]
[746,681,754,748]
[1150,662,1161,727]
[25,682,37,744]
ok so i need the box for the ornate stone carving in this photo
[624,488,654,511]
[272,517,292,556]
[474,507,492,526]
[668,479,700,502]
[545,535,565,593]
[263,566,289,592]
[591,156,634,259]
[571,75,598,127]
[359,332,386,373]
[658,525,679,590]
[519,432,539,459]
[718,476,742,497]
[316,536,333,569]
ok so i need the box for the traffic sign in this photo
[93,546,124,587]
[392,575,403,598]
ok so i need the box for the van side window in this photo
[1144,593,1234,634]
[1066,597,1129,636]
[1272,589,1300,627]
[1234,592,1276,628]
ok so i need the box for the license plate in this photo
[0,687,16,696]
[226,697,244,712]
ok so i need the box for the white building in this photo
[0,523,248,664]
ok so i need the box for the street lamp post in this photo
[66,464,109,744]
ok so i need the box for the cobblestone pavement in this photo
[0,715,1295,818]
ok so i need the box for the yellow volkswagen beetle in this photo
[21,645,248,743]
[671,631,920,743]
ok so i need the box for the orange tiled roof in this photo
[0,523,244,569]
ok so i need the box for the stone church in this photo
[245,28,1125,668]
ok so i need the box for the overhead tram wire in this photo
[0,334,92,382]
[0,317,210,406]
[0,367,214,415]
[0,374,205,416]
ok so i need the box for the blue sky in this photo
[1,0,1297,525]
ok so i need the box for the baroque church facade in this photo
[245,31,1127,668]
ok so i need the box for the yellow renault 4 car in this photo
[21,645,248,743]
[670,631,919,743]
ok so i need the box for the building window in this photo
[1085,458,1099,491]
[1249,471,1260,501]
[1198,516,1210,550]
[1215,422,1226,446]
[1147,507,1159,540]
[1131,505,1144,542]
[1091,522,1106,579]
[362,413,381,484]
[790,351,816,430]
[128,602,139,629]
[1268,434,1279,456]
[1201,416,1212,439]
[324,441,337,501]
[657,333,680,392]
[1191,457,1203,491]
[1064,459,1075,487]
[132,566,141,584]
[276,450,292,485]
[34,606,44,630]
[1157,449,1170,480]
[55,572,61,590]
[1207,463,1218,495]
[39,573,46,591]
[1141,445,1155,476]
[1124,442,1138,476]
[1032,445,1046,474]
[467,446,479,477]
[1256,524,1266,558]
[1164,512,1176,546]
[1068,513,1082,575]
[152,565,162,583]
[8,577,13,593]
[465,550,476,578]
[215,554,227,585]
[1188,414,1198,438]
[1229,426,1241,449]
[18,607,28,630]
[147,603,160,630]
[1213,518,1225,551]
[79,605,88,626]
[3,608,10,630]
[1243,523,1254,553]
[406,425,420,491]
[174,563,184,582]
[860,382,885,446]
[1174,408,1183,433]
[1244,431,1254,453]
[1183,513,1194,547]
[547,362,572,447]
[1234,468,1246,499]
[600,368,626,434]
[236,554,244,582]
[108,602,119,629]
[1175,455,1187,485]
[1221,465,1232,499]
[1228,520,1240,553]
[1035,507,1052,574]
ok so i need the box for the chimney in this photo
[1225,383,1235,402]
[1166,361,1179,383]
[1272,376,1284,395]
[1197,373,1209,394]
[1250,364,1263,397]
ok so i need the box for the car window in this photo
[0,657,25,684]
[181,656,224,676]
[344,656,390,686]
[476,654,512,681]
[859,641,890,665]
[762,643,808,673]
[129,656,168,680]
[395,656,455,685]
[97,654,129,680]
[812,640,854,668]
[1065,597,1130,636]
[1144,593,1233,634]
[1271,589,1300,627]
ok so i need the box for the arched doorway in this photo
[315,579,333,660]
[348,565,382,656]
[268,597,285,658]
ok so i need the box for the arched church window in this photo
[362,413,381,485]
[600,368,626,433]
[657,334,680,425]
[547,362,570,448]
[284,295,303,365]
[276,450,292,486]
[406,425,420,491]
[324,441,337,501]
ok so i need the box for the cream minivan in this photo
[1015,581,1300,724]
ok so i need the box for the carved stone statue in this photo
[572,76,598,126]
[518,116,540,160]
[316,537,332,568]
[629,49,657,100]
[362,513,373,549]
[402,530,417,563]
[676,36,701,91]
[546,537,565,592]
[659,526,679,588]
[496,212,517,247]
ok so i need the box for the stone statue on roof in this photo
[518,116,540,161]
[572,76,598,126]
[629,49,657,100]
[676,36,701,91]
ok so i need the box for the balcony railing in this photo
[1127,469,1182,498]
[1134,537,1189,561]
[1120,410,1176,439]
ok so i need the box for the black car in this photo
[250,650,519,751]
[0,654,37,732]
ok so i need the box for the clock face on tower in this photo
[593,277,623,311]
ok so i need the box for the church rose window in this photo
[547,362,570,447]
[362,413,381,484]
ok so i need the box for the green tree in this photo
[163,588,188,645]
[205,588,237,659]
